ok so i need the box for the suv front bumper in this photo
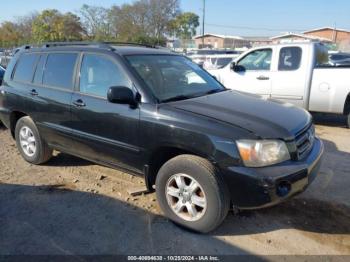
[221,137,324,209]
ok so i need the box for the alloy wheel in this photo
[165,173,207,221]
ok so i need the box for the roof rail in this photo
[102,41,157,49]
[42,41,115,50]
[41,41,158,50]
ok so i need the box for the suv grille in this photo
[295,125,315,160]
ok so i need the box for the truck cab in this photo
[210,42,350,127]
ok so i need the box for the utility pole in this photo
[332,22,337,43]
[202,0,206,49]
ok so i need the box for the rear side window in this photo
[13,53,39,82]
[278,47,302,71]
[43,53,78,89]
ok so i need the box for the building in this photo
[270,33,332,44]
[194,34,250,49]
[303,27,350,50]
[303,27,350,43]
[242,36,272,47]
[270,27,350,51]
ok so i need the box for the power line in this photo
[205,23,308,32]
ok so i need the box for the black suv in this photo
[0,42,323,232]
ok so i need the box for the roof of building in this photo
[242,36,272,41]
[270,32,332,42]
[193,34,244,40]
[303,27,350,34]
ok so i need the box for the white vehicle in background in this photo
[328,51,350,66]
[202,54,239,70]
[209,42,350,128]
[187,49,240,67]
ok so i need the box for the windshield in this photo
[125,55,224,102]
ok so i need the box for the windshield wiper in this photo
[161,95,193,103]
[205,88,226,95]
[161,89,226,103]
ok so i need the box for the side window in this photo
[278,47,302,71]
[13,53,39,82]
[237,49,272,71]
[33,54,47,84]
[79,54,132,98]
[43,53,78,89]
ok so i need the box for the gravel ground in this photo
[0,115,349,256]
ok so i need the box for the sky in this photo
[1,0,350,37]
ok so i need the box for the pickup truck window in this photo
[13,53,39,83]
[43,53,78,90]
[278,47,302,71]
[79,54,132,98]
[315,44,330,67]
[237,49,272,71]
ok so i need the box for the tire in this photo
[347,113,350,128]
[15,116,52,164]
[156,155,230,233]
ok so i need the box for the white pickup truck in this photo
[209,42,350,128]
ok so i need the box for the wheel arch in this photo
[145,145,211,191]
[344,93,350,115]
[9,111,28,138]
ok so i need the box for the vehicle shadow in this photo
[213,138,350,238]
[0,183,252,255]
[312,112,347,128]
[46,153,92,167]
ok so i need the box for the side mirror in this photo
[107,86,137,106]
[230,62,245,72]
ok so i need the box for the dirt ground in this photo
[0,114,349,256]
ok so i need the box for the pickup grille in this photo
[295,125,315,160]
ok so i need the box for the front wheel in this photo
[156,155,230,233]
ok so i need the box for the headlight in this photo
[236,139,290,167]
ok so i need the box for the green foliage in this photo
[0,0,199,48]
[0,22,22,48]
[32,9,84,43]
[132,35,167,46]
[168,12,200,40]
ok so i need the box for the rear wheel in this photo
[15,116,52,164]
[156,155,230,233]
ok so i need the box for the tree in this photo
[14,13,38,44]
[147,0,180,39]
[108,2,149,42]
[169,12,199,40]
[107,0,179,44]
[0,22,22,47]
[61,12,85,41]
[79,4,111,40]
[32,9,84,42]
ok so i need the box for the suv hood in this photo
[169,90,311,139]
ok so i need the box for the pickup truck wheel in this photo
[156,155,230,233]
[15,116,52,165]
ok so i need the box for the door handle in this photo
[30,89,38,96]
[256,76,270,80]
[73,99,86,107]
